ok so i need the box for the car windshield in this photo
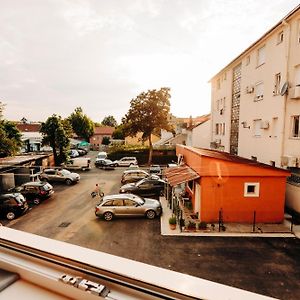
[61,169,71,176]
[131,194,144,204]
[136,179,146,186]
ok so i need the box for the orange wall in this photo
[176,145,289,223]
[200,176,286,223]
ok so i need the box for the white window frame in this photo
[244,182,260,197]
[257,45,265,67]
[291,115,300,138]
[255,82,264,101]
[277,31,284,44]
[274,73,281,95]
[254,119,262,137]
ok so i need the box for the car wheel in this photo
[65,179,72,185]
[103,211,113,221]
[33,198,40,205]
[145,210,156,219]
[6,211,16,220]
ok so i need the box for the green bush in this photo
[169,216,177,225]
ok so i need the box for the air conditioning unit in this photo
[289,86,300,99]
[215,139,221,144]
[246,86,254,94]
[260,121,269,129]
[281,155,297,167]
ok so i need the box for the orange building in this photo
[167,145,291,223]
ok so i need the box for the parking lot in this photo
[3,152,300,299]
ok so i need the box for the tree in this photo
[112,124,125,140]
[0,102,22,157]
[68,107,94,141]
[40,115,72,165]
[122,87,172,164]
[102,115,117,127]
[102,136,110,145]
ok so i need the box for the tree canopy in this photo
[68,107,94,141]
[112,124,125,140]
[0,102,22,157]
[40,115,72,165]
[122,87,172,164]
[102,115,117,127]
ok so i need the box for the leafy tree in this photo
[102,115,117,127]
[40,115,72,165]
[0,102,22,157]
[68,107,94,141]
[122,87,172,164]
[112,125,125,140]
[102,136,110,145]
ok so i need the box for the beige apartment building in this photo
[210,5,300,214]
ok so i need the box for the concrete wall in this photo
[0,173,15,192]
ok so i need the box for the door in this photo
[195,182,201,217]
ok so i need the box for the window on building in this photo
[274,73,281,95]
[222,123,226,135]
[257,46,265,66]
[217,78,221,89]
[277,31,284,44]
[244,182,260,197]
[255,82,264,101]
[298,19,300,43]
[291,115,300,138]
[254,119,262,137]
[272,117,278,138]
[295,65,300,86]
[223,72,227,80]
[246,55,250,66]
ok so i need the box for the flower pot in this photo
[169,223,177,230]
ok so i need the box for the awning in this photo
[164,165,200,187]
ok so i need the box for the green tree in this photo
[68,107,94,141]
[0,102,22,157]
[122,87,172,164]
[102,136,110,145]
[40,115,72,165]
[112,124,125,140]
[102,115,117,127]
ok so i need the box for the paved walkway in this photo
[160,197,299,238]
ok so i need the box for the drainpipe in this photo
[280,19,291,164]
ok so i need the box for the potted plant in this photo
[169,215,177,230]
[187,220,196,231]
[198,221,207,230]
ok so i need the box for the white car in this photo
[114,157,138,167]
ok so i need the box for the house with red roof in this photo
[89,126,115,150]
[165,145,290,224]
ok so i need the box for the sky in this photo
[1,0,299,123]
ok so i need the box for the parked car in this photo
[68,149,80,158]
[76,148,87,156]
[97,152,108,160]
[39,168,80,185]
[10,181,54,205]
[95,159,117,170]
[119,177,166,198]
[127,164,139,170]
[0,193,28,220]
[63,157,91,171]
[121,169,150,184]
[114,157,138,167]
[95,193,162,221]
[149,165,162,176]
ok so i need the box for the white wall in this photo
[191,120,211,149]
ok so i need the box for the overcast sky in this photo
[1,0,299,123]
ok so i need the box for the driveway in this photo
[4,154,300,300]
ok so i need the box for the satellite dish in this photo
[280,82,289,96]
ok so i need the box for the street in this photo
[4,155,300,300]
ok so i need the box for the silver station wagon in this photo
[95,194,162,221]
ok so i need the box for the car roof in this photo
[123,169,148,174]
[103,194,137,201]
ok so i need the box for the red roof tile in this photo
[93,126,114,135]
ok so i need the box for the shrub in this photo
[169,216,177,225]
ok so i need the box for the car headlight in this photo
[120,189,125,193]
